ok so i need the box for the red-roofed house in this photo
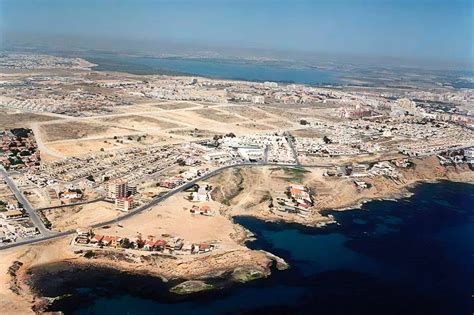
[90,234,103,244]
[190,205,212,216]
[143,239,167,251]
[102,235,122,247]
[192,242,214,254]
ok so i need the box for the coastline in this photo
[221,159,474,228]
[1,162,473,314]
[329,175,473,213]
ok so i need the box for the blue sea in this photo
[41,181,474,314]
[84,55,343,86]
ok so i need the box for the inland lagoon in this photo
[84,54,344,86]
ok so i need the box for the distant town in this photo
[0,53,473,250]
[0,53,473,314]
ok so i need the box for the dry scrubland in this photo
[26,99,303,160]
[0,158,473,315]
[47,134,184,157]
[224,106,271,120]
[209,158,474,224]
[101,115,181,130]
[154,102,197,110]
[47,139,127,156]
[238,122,274,130]
[40,121,115,141]
[42,201,119,232]
[194,108,243,123]
[2,72,472,314]
[0,236,271,314]
[262,105,341,123]
[0,110,61,129]
[39,115,181,143]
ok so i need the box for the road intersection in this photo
[0,162,333,251]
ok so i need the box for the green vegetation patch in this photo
[277,167,310,183]
[231,267,266,283]
[170,280,214,295]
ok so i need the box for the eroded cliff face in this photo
[210,168,245,206]
[2,236,276,314]
[2,158,473,314]
[208,159,474,225]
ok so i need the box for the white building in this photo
[237,147,264,161]
[464,147,474,164]
[192,185,210,202]
[107,179,128,199]
[251,95,265,104]
[115,196,134,212]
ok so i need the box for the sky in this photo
[0,0,473,67]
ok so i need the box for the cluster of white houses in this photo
[0,204,38,244]
[437,147,474,166]
[399,139,474,157]
[158,168,210,189]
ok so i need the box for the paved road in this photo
[284,133,301,166]
[0,167,52,236]
[0,230,72,250]
[36,197,108,211]
[0,162,329,251]
[30,124,66,159]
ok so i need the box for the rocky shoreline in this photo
[25,249,285,313]
[2,164,473,314]
[17,179,473,315]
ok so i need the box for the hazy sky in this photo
[1,0,473,66]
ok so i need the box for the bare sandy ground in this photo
[315,157,474,211]
[99,115,182,130]
[0,222,270,314]
[28,101,297,159]
[0,248,36,314]
[0,238,75,315]
[113,101,203,113]
[153,102,198,110]
[46,133,186,157]
[39,121,137,142]
[43,201,120,232]
[0,110,64,129]
[238,122,275,130]
[0,158,472,314]
[94,193,246,248]
[0,182,16,204]
[47,138,130,156]
[209,158,474,226]
[223,106,271,120]
[23,189,50,209]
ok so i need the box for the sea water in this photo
[43,181,473,314]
